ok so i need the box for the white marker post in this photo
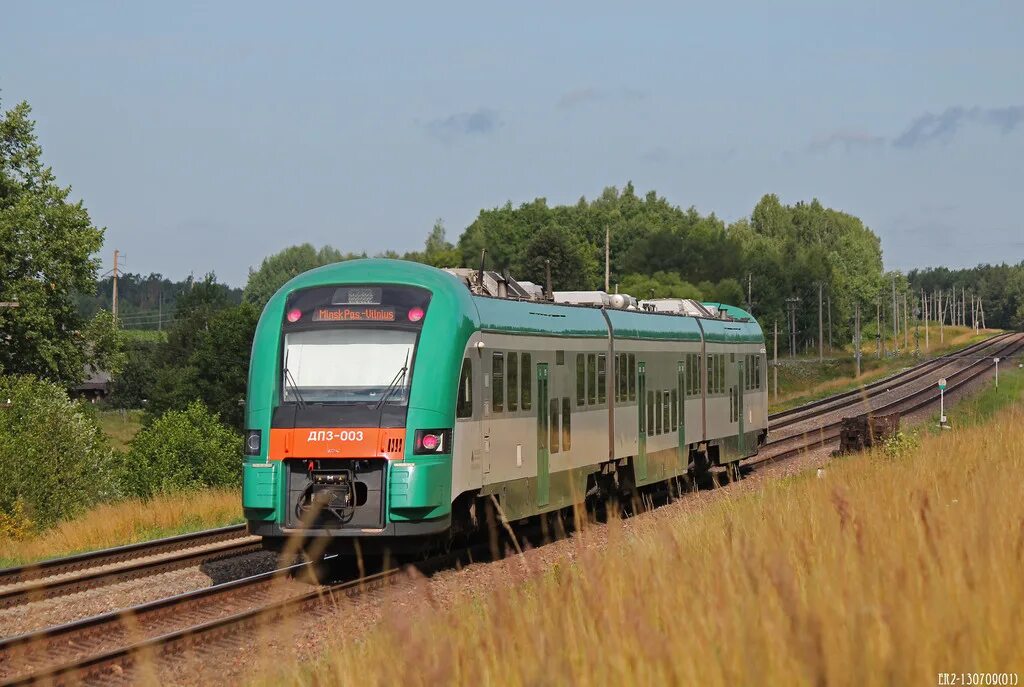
[994,357,1000,388]
[938,377,948,427]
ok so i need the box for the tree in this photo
[0,100,106,384]
[618,272,704,300]
[243,244,358,309]
[420,219,461,267]
[147,275,256,427]
[522,222,598,291]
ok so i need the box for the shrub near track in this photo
[0,375,114,533]
[119,401,242,498]
[272,405,1024,686]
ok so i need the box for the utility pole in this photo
[827,295,833,351]
[112,249,120,324]
[747,274,752,314]
[891,276,898,353]
[939,290,945,343]
[604,225,610,293]
[876,299,882,359]
[785,297,800,358]
[980,299,986,330]
[923,288,929,352]
[903,291,909,350]
[818,283,824,362]
[773,320,778,401]
[854,302,862,377]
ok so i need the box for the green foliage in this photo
[0,100,106,384]
[0,375,115,530]
[120,401,242,498]
[144,282,257,428]
[882,431,920,459]
[244,244,360,309]
[108,340,160,409]
[455,185,884,345]
[618,272,704,300]
[522,222,598,290]
[83,309,126,376]
[77,272,243,328]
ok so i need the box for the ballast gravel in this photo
[0,550,280,638]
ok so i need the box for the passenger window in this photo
[521,353,532,410]
[671,389,678,431]
[549,398,560,454]
[663,391,670,434]
[707,355,715,395]
[597,354,606,404]
[492,352,504,413]
[508,353,519,411]
[556,350,565,365]
[622,354,630,403]
[576,354,585,406]
[561,397,571,450]
[656,391,663,435]
[456,358,473,419]
[647,390,655,435]
[719,356,726,394]
[587,354,597,405]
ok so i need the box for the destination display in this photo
[312,306,396,322]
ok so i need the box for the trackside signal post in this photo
[994,357,1000,388]
[938,378,948,428]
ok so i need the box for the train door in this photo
[677,360,686,470]
[736,357,746,455]
[536,363,550,507]
[636,362,648,482]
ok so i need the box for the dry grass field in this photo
[273,395,1024,686]
[0,489,241,567]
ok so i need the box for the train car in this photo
[242,259,767,555]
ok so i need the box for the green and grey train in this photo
[242,259,768,554]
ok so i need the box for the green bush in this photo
[122,401,241,497]
[0,375,115,530]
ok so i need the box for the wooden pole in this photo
[773,320,778,401]
[855,302,862,377]
[923,288,929,352]
[112,249,120,324]
[818,283,824,362]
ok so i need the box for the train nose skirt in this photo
[286,459,384,529]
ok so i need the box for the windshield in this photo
[282,328,416,404]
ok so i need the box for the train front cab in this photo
[241,263,477,555]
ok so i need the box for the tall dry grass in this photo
[0,489,241,566]
[277,404,1024,686]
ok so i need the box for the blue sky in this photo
[2,1,1022,285]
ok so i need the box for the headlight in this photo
[413,428,451,455]
[244,429,262,456]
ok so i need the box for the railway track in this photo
[750,332,1024,466]
[0,526,258,610]
[0,332,1016,684]
[767,332,1012,431]
[0,545,491,686]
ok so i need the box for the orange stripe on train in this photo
[268,428,406,460]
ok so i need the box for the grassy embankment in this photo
[770,325,997,413]
[0,489,241,568]
[264,363,1024,686]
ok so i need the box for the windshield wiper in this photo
[375,351,410,410]
[283,367,307,409]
